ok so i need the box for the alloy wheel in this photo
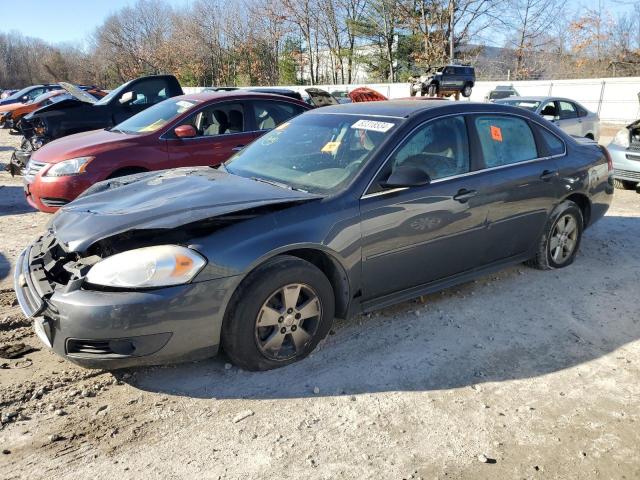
[549,214,578,264]
[254,283,322,361]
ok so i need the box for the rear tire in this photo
[614,178,637,190]
[525,200,583,270]
[222,255,335,371]
[461,84,473,97]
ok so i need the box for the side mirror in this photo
[174,125,197,138]
[381,166,431,189]
[118,91,134,104]
[21,95,29,102]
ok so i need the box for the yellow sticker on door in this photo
[490,126,503,142]
[321,141,341,153]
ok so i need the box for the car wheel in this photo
[526,200,583,270]
[614,178,637,190]
[462,84,473,97]
[222,255,335,371]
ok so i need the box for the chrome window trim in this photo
[313,111,406,119]
[360,110,568,200]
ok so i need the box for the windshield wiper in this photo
[250,176,308,193]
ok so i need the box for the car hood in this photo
[50,168,319,252]
[32,128,140,163]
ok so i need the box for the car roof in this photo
[500,96,576,102]
[172,90,308,104]
[309,99,479,118]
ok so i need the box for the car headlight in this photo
[43,156,94,177]
[611,128,630,148]
[86,245,206,288]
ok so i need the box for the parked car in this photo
[16,75,183,153]
[348,87,387,102]
[1,89,18,100]
[2,88,106,132]
[21,91,311,212]
[496,96,600,141]
[14,100,613,370]
[607,120,640,190]
[485,85,519,102]
[409,64,475,98]
[0,84,63,107]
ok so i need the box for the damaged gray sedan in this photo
[14,101,613,370]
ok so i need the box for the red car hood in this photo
[31,129,144,163]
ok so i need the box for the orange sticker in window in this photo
[490,126,503,142]
[321,141,341,153]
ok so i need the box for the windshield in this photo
[225,113,398,194]
[497,99,541,112]
[112,97,200,134]
[33,91,62,104]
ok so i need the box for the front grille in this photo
[614,169,640,181]
[24,160,47,182]
[628,142,640,153]
[67,339,114,356]
[41,198,70,208]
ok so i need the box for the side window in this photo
[27,88,44,101]
[181,103,245,137]
[576,105,588,118]
[540,101,557,118]
[125,80,172,106]
[387,116,470,181]
[475,115,538,168]
[444,67,455,75]
[538,127,565,156]
[252,101,306,131]
[558,101,578,120]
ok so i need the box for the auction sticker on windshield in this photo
[351,119,394,133]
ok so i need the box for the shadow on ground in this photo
[0,185,36,216]
[128,214,640,401]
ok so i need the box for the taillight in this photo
[599,145,613,171]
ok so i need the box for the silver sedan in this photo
[496,96,600,141]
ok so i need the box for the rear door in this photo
[470,114,562,262]
[556,100,582,136]
[360,115,491,300]
[166,101,253,167]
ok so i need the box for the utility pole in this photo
[449,0,455,62]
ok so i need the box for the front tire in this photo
[462,84,473,97]
[614,178,637,190]
[222,255,335,371]
[526,200,583,270]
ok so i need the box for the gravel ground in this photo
[0,127,639,479]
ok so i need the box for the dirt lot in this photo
[0,127,638,480]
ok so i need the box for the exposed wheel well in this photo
[585,133,594,140]
[107,166,148,179]
[565,193,591,227]
[279,249,351,319]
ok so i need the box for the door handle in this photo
[540,169,558,181]
[232,145,245,152]
[453,188,477,203]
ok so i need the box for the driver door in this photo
[359,115,490,300]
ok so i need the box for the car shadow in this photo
[124,214,640,400]
[0,185,37,216]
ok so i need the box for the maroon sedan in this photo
[23,91,311,212]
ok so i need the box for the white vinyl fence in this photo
[185,76,640,124]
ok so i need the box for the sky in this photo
[0,0,636,47]
[0,0,190,46]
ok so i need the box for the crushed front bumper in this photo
[14,237,241,369]
[609,142,640,183]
